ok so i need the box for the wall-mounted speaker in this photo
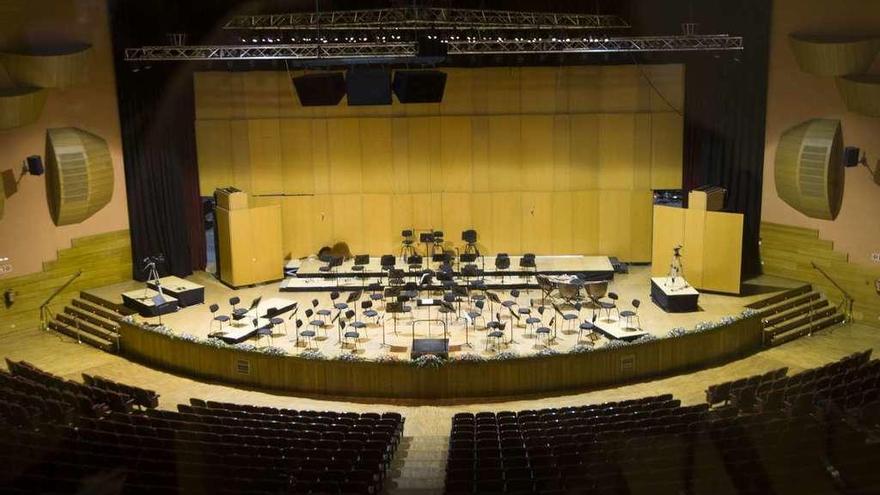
[45,127,114,226]
[292,72,346,106]
[774,119,844,220]
[25,155,44,176]
[345,68,391,106]
[392,70,447,103]
[843,146,860,167]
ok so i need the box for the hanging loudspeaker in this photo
[292,72,346,106]
[392,70,447,103]
[774,119,844,220]
[45,127,114,226]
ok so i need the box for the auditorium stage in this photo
[85,266,801,362]
[280,254,614,292]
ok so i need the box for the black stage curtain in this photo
[680,0,772,278]
[107,1,207,281]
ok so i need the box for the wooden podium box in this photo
[651,205,743,294]
[216,201,282,288]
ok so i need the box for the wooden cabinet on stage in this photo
[216,198,282,288]
[651,205,744,294]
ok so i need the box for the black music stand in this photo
[419,232,435,258]
[385,301,407,336]
[487,291,502,317]
[444,300,469,348]
[346,290,362,318]
[505,304,521,345]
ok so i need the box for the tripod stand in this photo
[666,245,685,289]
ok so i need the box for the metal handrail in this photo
[811,261,853,324]
[39,270,82,331]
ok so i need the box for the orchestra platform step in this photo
[288,255,614,280]
[750,284,845,346]
[282,255,614,292]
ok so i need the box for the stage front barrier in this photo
[119,314,762,399]
[651,205,743,294]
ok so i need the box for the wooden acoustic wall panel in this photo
[836,75,880,117]
[774,119,844,220]
[789,35,880,76]
[0,44,92,89]
[760,222,880,327]
[0,230,131,331]
[45,127,114,226]
[0,86,46,129]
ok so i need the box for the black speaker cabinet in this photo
[844,146,860,167]
[393,70,447,103]
[26,155,44,176]
[345,68,392,106]
[292,72,346,106]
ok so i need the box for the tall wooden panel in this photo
[196,120,232,194]
[216,202,282,287]
[247,119,282,194]
[520,115,554,192]
[651,205,743,294]
[360,118,394,193]
[327,119,362,194]
[279,119,314,194]
[488,116,521,192]
[195,65,685,258]
[440,116,473,192]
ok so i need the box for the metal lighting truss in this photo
[124,35,742,62]
[222,7,631,31]
[447,35,743,54]
[124,42,416,61]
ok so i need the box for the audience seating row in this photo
[0,360,404,494]
[445,349,880,494]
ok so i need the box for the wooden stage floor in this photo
[86,266,800,362]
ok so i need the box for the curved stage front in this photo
[118,315,762,400]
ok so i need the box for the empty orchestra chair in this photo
[208,304,229,335]
[620,299,641,330]
[298,318,316,349]
[352,254,369,272]
[536,316,555,348]
[486,315,507,352]
[255,319,273,347]
[468,299,486,330]
[400,229,417,260]
[380,254,396,275]
[228,296,242,318]
[462,229,479,255]
[578,314,600,346]
[495,253,511,281]
[361,300,380,325]
[305,308,326,339]
[526,309,543,338]
[600,292,619,321]
[267,307,287,336]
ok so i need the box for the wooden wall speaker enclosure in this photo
[775,119,844,220]
[45,127,114,226]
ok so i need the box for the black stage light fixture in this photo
[392,70,447,104]
[292,72,346,106]
[346,68,392,106]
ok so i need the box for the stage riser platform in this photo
[288,255,615,282]
[280,278,544,293]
